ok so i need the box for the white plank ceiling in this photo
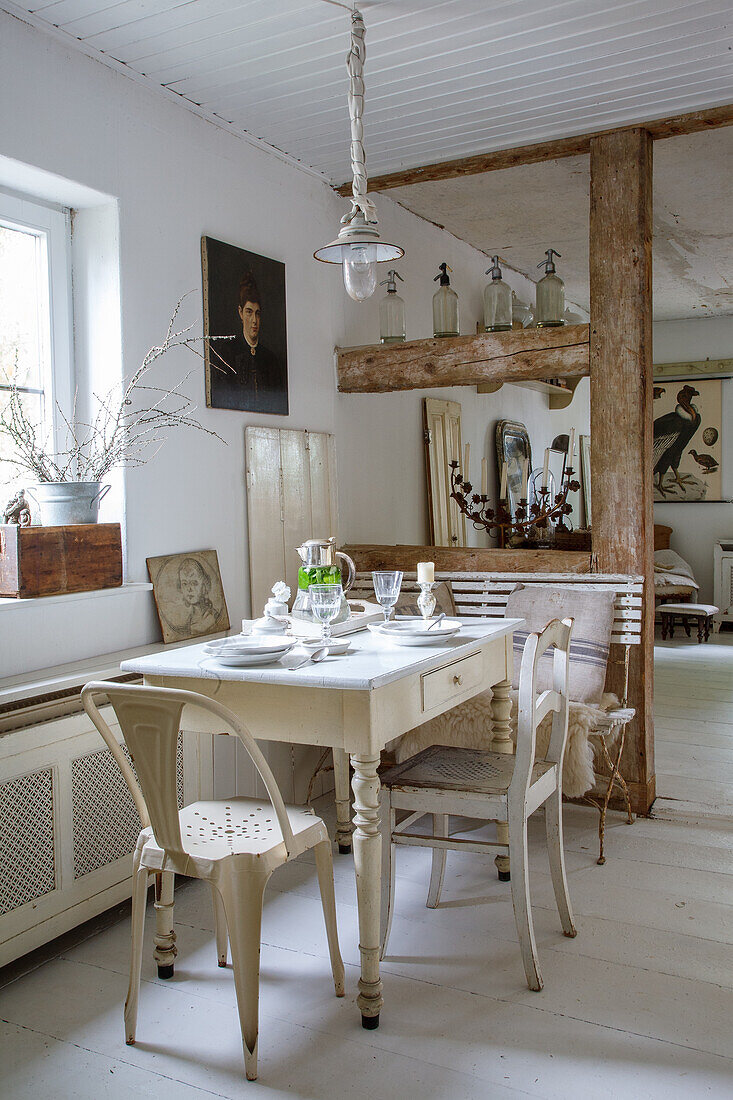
[9,0,733,184]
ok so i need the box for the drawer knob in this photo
[453,674,463,686]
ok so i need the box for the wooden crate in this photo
[0,523,123,598]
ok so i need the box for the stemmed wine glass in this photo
[309,583,343,645]
[372,570,403,623]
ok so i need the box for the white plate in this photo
[370,617,462,636]
[368,619,461,646]
[204,635,294,656]
[206,647,295,668]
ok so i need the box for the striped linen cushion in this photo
[504,585,616,703]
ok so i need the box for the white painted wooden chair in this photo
[81,682,344,1081]
[350,570,643,863]
[379,618,576,992]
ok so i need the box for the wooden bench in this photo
[351,571,644,864]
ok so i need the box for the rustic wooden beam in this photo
[335,103,733,195]
[589,127,655,815]
[344,544,592,574]
[337,325,589,393]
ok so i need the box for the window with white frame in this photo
[0,191,73,501]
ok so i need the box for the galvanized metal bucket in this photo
[27,482,111,526]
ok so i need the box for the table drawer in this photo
[421,652,484,713]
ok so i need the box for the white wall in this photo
[0,12,589,678]
[653,316,733,601]
[0,12,342,675]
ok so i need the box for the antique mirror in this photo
[495,419,532,514]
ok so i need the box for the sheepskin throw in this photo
[505,586,616,703]
[395,689,620,798]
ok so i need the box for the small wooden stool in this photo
[659,603,719,643]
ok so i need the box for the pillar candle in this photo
[417,561,434,584]
[481,457,488,496]
[542,447,550,490]
[500,462,507,500]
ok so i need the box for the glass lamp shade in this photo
[315,227,404,303]
[343,246,378,301]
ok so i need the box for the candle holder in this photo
[449,461,578,539]
[417,581,437,623]
[553,466,576,533]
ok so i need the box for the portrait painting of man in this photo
[147,549,230,644]
[202,236,288,415]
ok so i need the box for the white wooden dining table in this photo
[121,616,523,1029]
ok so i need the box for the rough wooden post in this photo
[589,127,655,813]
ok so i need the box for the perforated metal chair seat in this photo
[137,797,329,877]
[382,745,556,797]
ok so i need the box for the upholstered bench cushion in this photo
[658,603,718,616]
[505,585,616,704]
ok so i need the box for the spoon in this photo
[427,613,447,630]
[286,646,329,670]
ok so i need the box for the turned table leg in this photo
[491,678,514,881]
[350,753,383,1028]
[153,871,177,978]
[332,748,353,854]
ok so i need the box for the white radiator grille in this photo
[72,737,185,879]
[0,769,56,915]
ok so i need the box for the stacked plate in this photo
[203,634,296,667]
[367,618,462,647]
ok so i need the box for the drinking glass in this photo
[309,583,343,644]
[372,570,403,623]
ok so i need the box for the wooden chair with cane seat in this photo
[81,681,344,1082]
[350,570,643,865]
[378,618,576,992]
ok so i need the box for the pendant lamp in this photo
[314,8,403,301]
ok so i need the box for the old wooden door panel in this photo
[245,427,339,616]
[424,398,466,547]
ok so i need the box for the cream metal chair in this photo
[379,618,576,992]
[81,682,344,1082]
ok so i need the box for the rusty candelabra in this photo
[449,460,579,539]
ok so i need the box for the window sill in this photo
[0,582,153,611]
[0,626,227,709]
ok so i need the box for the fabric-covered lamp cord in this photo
[341,8,378,227]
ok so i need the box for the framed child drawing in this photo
[147,549,230,643]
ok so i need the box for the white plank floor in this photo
[2,636,733,1098]
[654,631,733,817]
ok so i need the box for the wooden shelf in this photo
[654,357,733,381]
[343,543,593,575]
[336,325,589,394]
[476,374,583,408]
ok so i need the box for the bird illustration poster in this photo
[653,379,723,502]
